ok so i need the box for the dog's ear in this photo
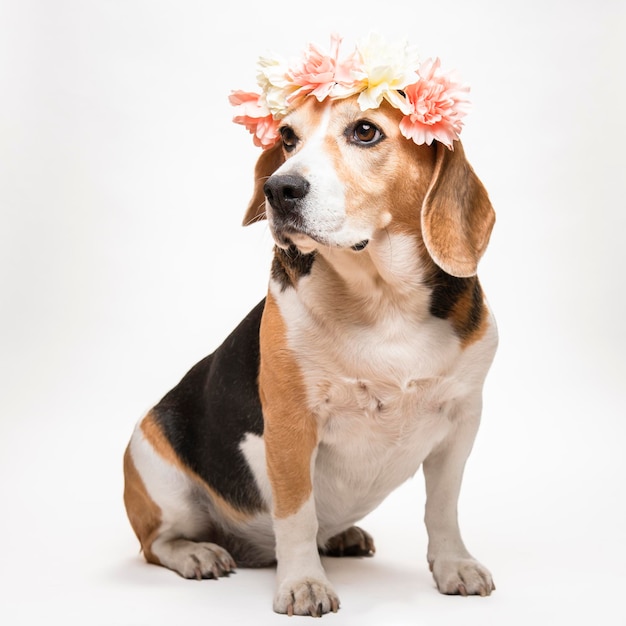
[242,143,285,226]
[421,141,495,277]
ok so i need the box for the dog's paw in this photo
[321,525,376,557]
[157,539,237,580]
[430,557,495,597]
[273,577,340,617]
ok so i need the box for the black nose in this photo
[263,174,310,216]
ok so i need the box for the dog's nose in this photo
[263,174,310,216]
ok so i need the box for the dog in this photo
[123,60,497,616]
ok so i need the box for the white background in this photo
[1,1,625,624]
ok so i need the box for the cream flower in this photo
[256,54,294,118]
[354,33,420,113]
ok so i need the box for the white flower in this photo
[355,33,420,113]
[256,54,294,117]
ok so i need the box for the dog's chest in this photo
[308,334,469,534]
[311,352,465,489]
[282,290,470,514]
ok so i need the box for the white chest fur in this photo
[270,266,496,540]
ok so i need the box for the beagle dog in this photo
[123,94,497,617]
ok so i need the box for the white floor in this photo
[2,1,625,624]
[2,395,625,626]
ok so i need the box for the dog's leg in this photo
[263,397,340,617]
[422,409,495,597]
[260,294,340,617]
[124,415,237,580]
[271,493,340,616]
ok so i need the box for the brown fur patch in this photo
[137,412,254,524]
[259,292,318,519]
[123,444,162,564]
[139,412,181,466]
[426,265,489,347]
[445,276,488,347]
[322,100,436,237]
[451,279,489,347]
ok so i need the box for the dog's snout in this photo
[263,174,310,215]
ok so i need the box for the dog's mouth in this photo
[270,216,370,254]
[351,240,369,251]
[276,229,370,254]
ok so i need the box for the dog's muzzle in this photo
[263,174,369,252]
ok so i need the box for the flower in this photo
[228,90,280,148]
[286,33,362,106]
[256,54,293,118]
[229,34,471,150]
[354,33,420,113]
[399,58,470,149]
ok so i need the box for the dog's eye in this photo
[350,121,384,146]
[279,126,298,152]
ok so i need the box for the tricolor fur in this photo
[124,95,497,617]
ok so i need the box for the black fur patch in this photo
[428,268,484,341]
[271,245,316,291]
[152,299,266,514]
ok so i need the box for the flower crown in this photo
[229,33,470,151]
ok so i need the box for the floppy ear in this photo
[242,143,285,226]
[421,141,495,278]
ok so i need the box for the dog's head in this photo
[243,95,494,278]
[233,35,494,278]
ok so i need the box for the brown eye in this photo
[350,120,384,146]
[280,126,298,152]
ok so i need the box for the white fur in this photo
[272,495,338,615]
[239,432,273,506]
[129,425,206,542]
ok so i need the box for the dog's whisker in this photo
[243,207,267,226]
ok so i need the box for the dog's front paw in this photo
[273,577,340,617]
[430,558,495,597]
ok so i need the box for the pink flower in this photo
[399,58,470,149]
[286,33,362,106]
[229,90,280,149]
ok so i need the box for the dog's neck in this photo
[318,231,427,294]
[274,231,435,327]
